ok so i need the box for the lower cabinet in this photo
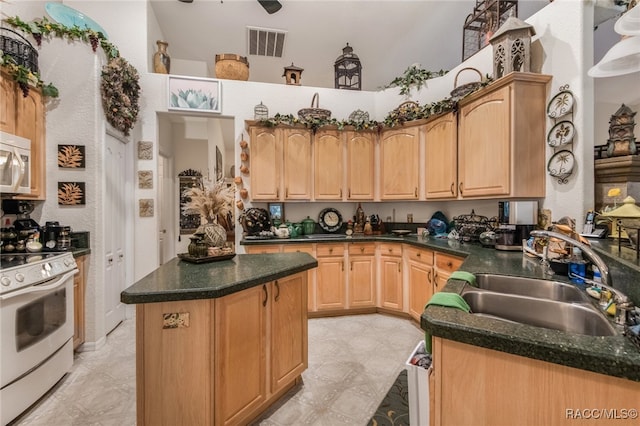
[136,272,307,426]
[282,244,315,311]
[433,252,464,292]
[315,244,346,311]
[73,255,87,350]
[378,243,403,312]
[405,246,434,322]
[347,243,376,308]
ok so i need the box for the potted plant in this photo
[181,179,235,248]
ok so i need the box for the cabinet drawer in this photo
[348,243,375,256]
[316,244,344,257]
[435,253,464,272]
[378,243,402,257]
[245,245,282,254]
[283,244,314,255]
[404,246,434,265]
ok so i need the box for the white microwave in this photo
[0,131,32,195]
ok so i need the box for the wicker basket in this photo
[214,54,249,81]
[450,67,483,101]
[1,27,39,74]
[298,93,331,121]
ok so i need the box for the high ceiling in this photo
[150,0,548,91]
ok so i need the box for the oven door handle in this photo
[0,269,78,301]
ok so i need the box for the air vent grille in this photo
[248,27,286,57]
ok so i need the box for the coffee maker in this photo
[42,221,71,251]
[495,201,538,251]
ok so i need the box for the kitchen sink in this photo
[460,290,617,336]
[473,274,587,303]
[303,234,346,239]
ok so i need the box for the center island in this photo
[121,252,318,426]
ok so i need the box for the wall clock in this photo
[45,2,108,38]
[318,208,343,233]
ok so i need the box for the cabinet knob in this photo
[459,182,463,195]
[450,183,455,195]
[414,187,418,197]
[360,247,365,253]
[447,261,453,267]
[417,253,421,257]
[329,248,333,254]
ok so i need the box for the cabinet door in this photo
[434,253,464,292]
[458,85,510,198]
[407,259,433,321]
[14,86,45,200]
[314,129,344,200]
[215,285,268,426]
[379,255,403,311]
[250,126,282,200]
[283,244,315,311]
[283,128,312,199]
[346,131,375,200]
[73,256,86,350]
[425,113,458,199]
[380,126,420,199]
[0,73,16,133]
[348,243,376,308]
[316,244,346,310]
[271,273,308,393]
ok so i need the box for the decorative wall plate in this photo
[318,207,343,233]
[547,120,576,147]
[547,150,575,182]
[45,2,108,38]
[547,90,574,118]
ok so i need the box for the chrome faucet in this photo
[530,230,634,325]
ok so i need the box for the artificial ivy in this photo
[3,15,140,135]
[380,64,448,96]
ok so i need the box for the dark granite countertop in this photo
[72,248,91,257]
[242,233,640,381]
[121,252,317,304]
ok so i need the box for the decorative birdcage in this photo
[254,101,269,120]
[462,0,518,61]
[334,43,362,90]
[1,27,39,74]
[283,62,304,85]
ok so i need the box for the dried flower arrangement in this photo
[181,180,235,224]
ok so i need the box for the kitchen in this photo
[1,0,640,425]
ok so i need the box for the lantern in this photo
[607,104,637,157]
[489,12,535,79]
[334,43,362,90]
[282,62,304,85]
[254,101,269,120]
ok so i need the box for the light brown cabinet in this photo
[282,244,315,311]
[457,72,551,199]
[73,255,87,350]
[378,243,403,311]
[136,272,308,426]
[0,71,46,200]
[315,244,346,311]
[405,246,434,321]
[347,243,376,308]
[314,129,343,200]
[424,112,458,199]
[433,252,464,292]
[245,245,282,254]
[379,126,420,200]
[346,130,375,200]
[249,125,312,201]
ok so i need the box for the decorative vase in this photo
[153,40,171,74]
[214,54,249,81]
[201,221,227,247]
[188,236,200,256]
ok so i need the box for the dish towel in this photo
[449,270,477,287]
[423,293,471,353]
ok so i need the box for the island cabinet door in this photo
[214,285,268,426]
[270,273,308,394]
[136,300,214,426]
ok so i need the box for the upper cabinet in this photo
[424,112,458,200]
[249,125,312,201]
[1,71,46,200]
[379,126,419,200]
[346,130,375,200]
[457,72,551,199]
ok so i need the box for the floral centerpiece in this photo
[181,179,235,248]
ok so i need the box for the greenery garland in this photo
[380,64,448,96]
[3,15,140,135]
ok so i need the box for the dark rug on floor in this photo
[368,369,409,426]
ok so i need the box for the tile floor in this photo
[12,313,423,426]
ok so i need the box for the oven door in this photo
[0,269,76,388]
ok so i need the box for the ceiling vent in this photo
[247,26,286,58]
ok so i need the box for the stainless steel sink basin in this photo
[303,234,345,239]
[473,274,587,303]
[460,290,617,336]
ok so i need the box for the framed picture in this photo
[268,202,284,222]
[57,145,86,168]
[58,182,86,205]
[168,75,221,113]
